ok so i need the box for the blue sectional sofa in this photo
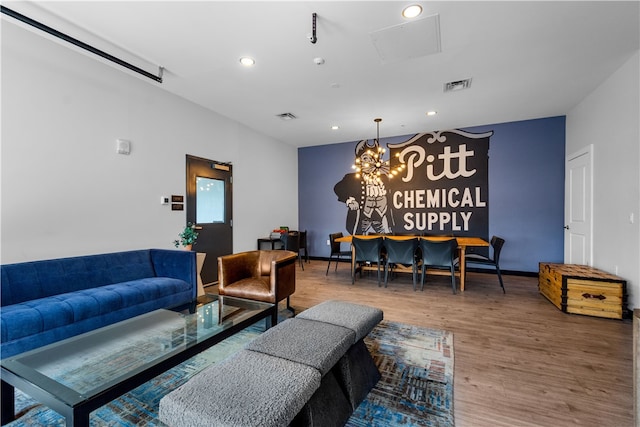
[1,249,197,358]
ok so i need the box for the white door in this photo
[565,145,593,265]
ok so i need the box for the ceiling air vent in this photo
[370,13,442,64]
[444,78,472,92]
[276,113,297,121]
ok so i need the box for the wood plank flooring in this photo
[288,260,634,427]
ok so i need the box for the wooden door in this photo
[565,145,593,265]
[186,155,233,284]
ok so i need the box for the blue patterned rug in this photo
[6,320,454,426]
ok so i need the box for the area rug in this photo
[6,320,454,427]
[347,321,454,427]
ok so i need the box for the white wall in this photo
[1,21,298,263]
[566,51,640,310]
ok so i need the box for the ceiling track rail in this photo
[310,13,317,44]
[1,6,164,83]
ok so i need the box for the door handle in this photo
[193,226,203,230]
[564,225,570,230]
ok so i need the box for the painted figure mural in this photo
[334,128,492,243]
[334,137,393,235]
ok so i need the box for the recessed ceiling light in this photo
[402,5,423,19]
[331,125,340,130]
[239,57,255,67]
[426,111,437,116]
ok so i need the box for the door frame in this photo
[186,154,233,285]
[564,145,593,265]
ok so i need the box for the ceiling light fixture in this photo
[331,125,340,130]
[352,118,405,181]
[426,111,437,116]
[239,57,255,67]
[402,5,423,19]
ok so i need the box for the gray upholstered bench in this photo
[159,300,383,427]
[296,300,382,341]
[296,300,383,409]
[159,349,321,427]
[245,317,357,426]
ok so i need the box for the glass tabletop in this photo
[1,294,273,406]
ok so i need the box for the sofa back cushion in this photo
[1,250,156,306]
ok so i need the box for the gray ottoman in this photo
[290,369,355,427]
[296,300,383,343]
[297,300,383,410]
[246,318,355,374]
[159,349,321,427]
[245,318,357,426]
[335,339,381,409]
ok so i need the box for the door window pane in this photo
[196,177,225,223]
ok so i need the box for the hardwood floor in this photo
[289,260,634,427]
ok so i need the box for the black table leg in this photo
[1,379,15,425]
[69,405,91,427]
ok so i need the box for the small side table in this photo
[257,237,283,250]
[196,252,206,296]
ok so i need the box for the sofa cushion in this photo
[221,277,272,300]
[0,250,157,306]
[0,278,191,343]
[106,251,157,283]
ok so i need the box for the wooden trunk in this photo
[538,263,628,320]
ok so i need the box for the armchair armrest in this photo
[266,251,297,303]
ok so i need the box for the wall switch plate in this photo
[327,239,330,245]
[161,196,169,205]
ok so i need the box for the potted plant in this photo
[174,222,198,250]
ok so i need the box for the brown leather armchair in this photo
[218,250,297,324]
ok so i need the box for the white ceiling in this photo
[4,1,639,147]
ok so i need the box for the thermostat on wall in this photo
[116,139,131,155]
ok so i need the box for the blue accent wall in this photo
[298,116,565,273]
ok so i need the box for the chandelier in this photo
[352,118,404,183]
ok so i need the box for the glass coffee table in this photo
[0,294,274,426]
